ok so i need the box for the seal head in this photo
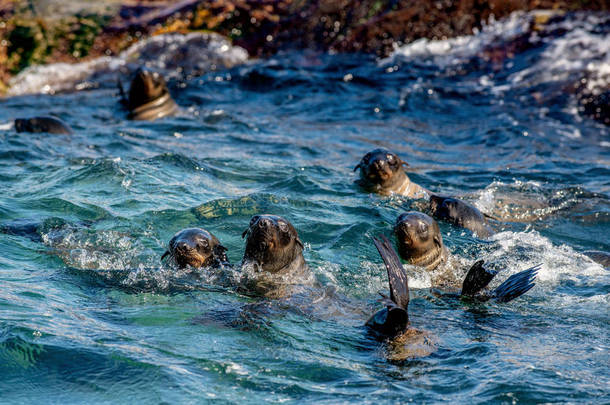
[123,68,178,120]
[428,195,493,237]
[14,116,72,134]
[242,214,305,273]
[354,149,408,193]
[162,228,228,268]
[394,211,446,271]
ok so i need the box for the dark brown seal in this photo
[161,228,228,268]
[428,195,494,238]
[242,214,306,274]
[14,116,72,134]
[120,68,178,121]
[583,250,610,268]
[354,149,429,198]
[394,211,447,271]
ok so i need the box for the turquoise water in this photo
[1,12,609,404]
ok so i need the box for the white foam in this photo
[382,12,531,67]
[8,32,249,96]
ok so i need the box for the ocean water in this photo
[0,12,609,404]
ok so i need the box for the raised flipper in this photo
[366,235,410,337]
[373,235,409,310]
[461,260,498,297]
[490,264,541,303]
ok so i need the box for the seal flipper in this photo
[461,260,498,297]
[373,235,409,310]
[490,264,540,303]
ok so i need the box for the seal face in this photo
[428,195,493,238]
[354,149,428,198]
[242,214,305,274]
[124,68,178,121]
[162,228,228,268]
[394,211,446,271]
[14,116,72,134]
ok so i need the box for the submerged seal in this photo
[161,228,228,268]
[241,214,306,274]
[367,235,539,338]
[14,116,72,134]
[354,149,429,198]
[583,250,610,268]
[428,195,494,238]
[394,211,447,271]
[120,68,178,121]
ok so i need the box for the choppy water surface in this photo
[1,12,609,403]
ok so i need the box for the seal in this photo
[240,214,309,298]
[14,116,72,134]
[354,149,429,198]
[394,211,447,271]
[583,250,610,268]
[428,195,494,238]
[161,228,228,268]
[241,214,306,274]
[119,68,178,121]
[367,235,539,339]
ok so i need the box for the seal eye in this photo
[198,239,209,250]
[417,223,428,237]
[386,154,395,163]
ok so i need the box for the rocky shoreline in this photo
[1,0,608,93]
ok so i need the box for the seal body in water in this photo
[367,235,539,339]
[241,214,309,297]
[394,211,448,271]
[120,68,178,121]
[14,117,72,134]
[161,228,228,268]
[354,149,429,198]
[394,211,540,294]
[428,195,494,238]
[583,250,610,268]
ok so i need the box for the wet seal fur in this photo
[14,116,72,134]
[354,149,429,198]
[161,228,228,268]
[367,235,539,339]
[119,68,178,121]
[241,214,308,297]
[428,195,494,238]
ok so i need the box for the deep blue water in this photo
[0,11,609,404]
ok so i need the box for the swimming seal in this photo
[161,228,228,268]
[119,68,178,121]
[366,235,539,337]
[428,195,494,238]
[242,214,306,274]
[354,149,429,198]
[583,250,610,268]
[394,211,447,271]
[14,116,72,134]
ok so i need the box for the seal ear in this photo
[433,234,442,249]
[161,250,170,261]
[353,162,362,172]
[399,158,409,167]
